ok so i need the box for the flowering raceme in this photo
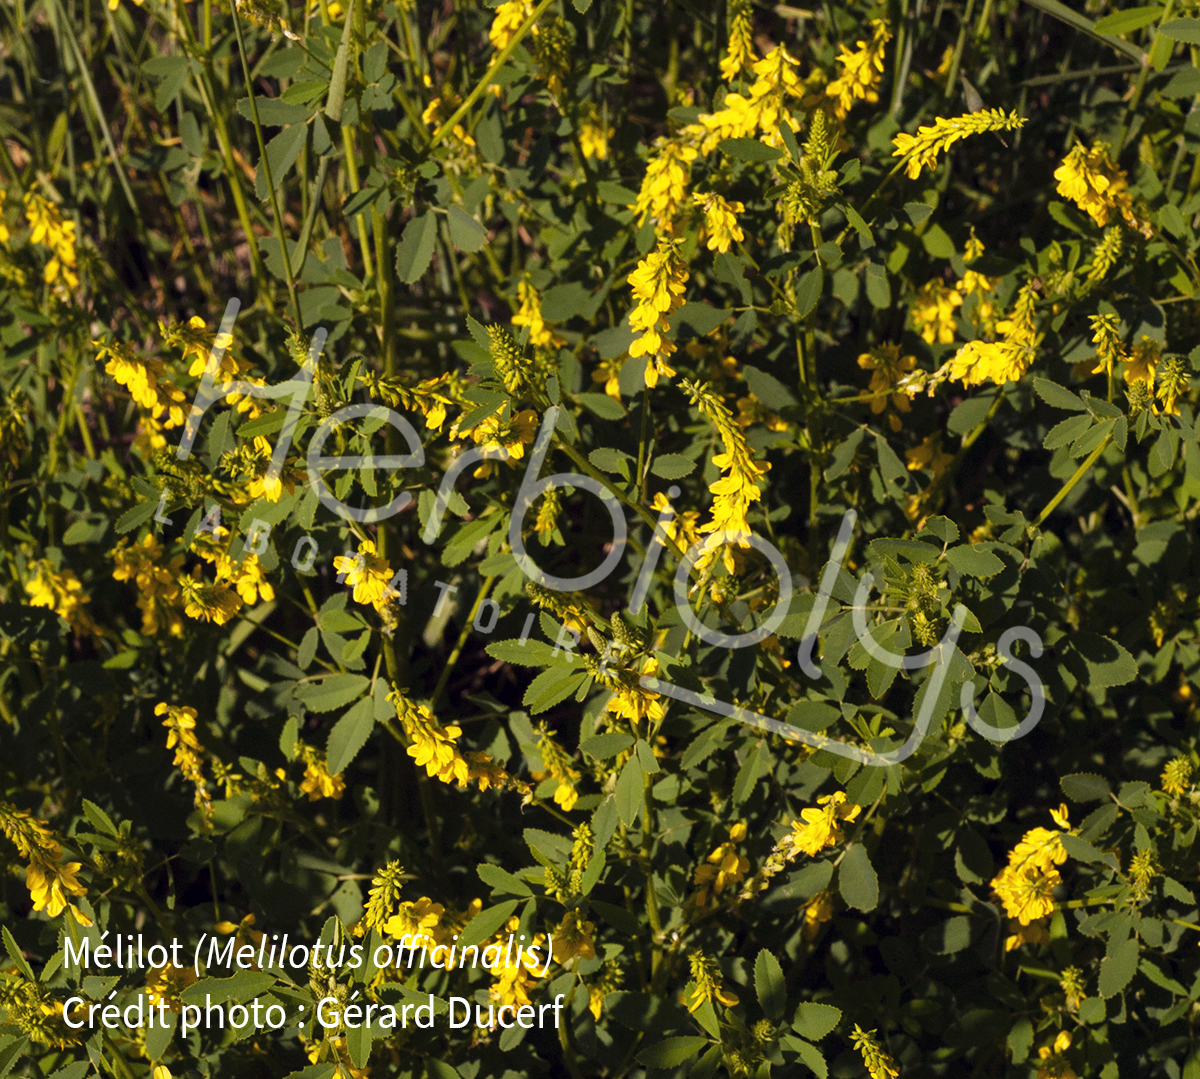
[694,191,745,253]
[858,343,916,431]
[892,108,1026,178]
[692,822,750,906]
[633,139,698,228]
[0,801,91,925]
[825,19,891,119]
[1054,142,1150,235]
[787,790,861,856]
[627,238,688,387]
[911,281,962,345]
[24,191,78,288]
[691,45,803,153]
[945,283,1040,388]
[991,804,1071,933]
[720,0,754,80]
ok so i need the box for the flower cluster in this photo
[157,703,215,822]
[627,237,689,387]
[0,801,90,925]
[892,108,1026,179]
[826,20,892,119]
[24,191,78,288]
[990,804,1071,940]
[1054,142,1150,236]
[785,790,862,857]
[692,821,750,906]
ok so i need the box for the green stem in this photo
[428,0,555,151]
[1033,433,1114,527]
[230,0,303,327]
[430,576,496,709]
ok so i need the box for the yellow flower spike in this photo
[488,0,532,51]
[720,0,755,80]
[851,1025,900,1079]
[1054,142,1151,236]
[892,108,1025,179]
[788,790,862,856]
[694,191,745,253]
[627,238,688,385]
[826,19,892,119]
[633,140,699,228]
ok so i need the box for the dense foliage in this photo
[6,0,1200,1076]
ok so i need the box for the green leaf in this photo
[447,206,487,252]
[718,137,783,162]
[837,844,879,911]
[326,697,375,775]
[486,639,572,668]
[672,302,732,336]
[636,1036,711,1068]
[476,863,533,897]
[1061,772,1113,802]
[785,700,841,733]
[754,949,786,1021]
[115,499,158,534]
[524,667,587,713]
[742,364,798,409]
[578,392,626,419]
[1062,632,1137,688]
[616,755,643,827]
[236,96,310,126]
[782,1036,827,1077]
[458,900,520,949]
[596,181,637,204]
[796,266,824,316]
[82,799,118,836]
[396,212,439,284]
[1061,833,1119,869]
[1044,413,1094,450]
[904,202,933,224]
[1098,936,1140,997]
[650,454,696,479]
[3,926,34,981]
[792,1002,841,1041]
[181,970,276,1005]
[590,447,632,478]
[1022,0,1146,60]
[944,544,1004,578]
[1033,377,1087,411]
[1094,5,1163,33]
[864,262,891,309]
[294,673,370,713]
[1160,16,1200,41]
[581,733,633,759]
[258,124,307,196]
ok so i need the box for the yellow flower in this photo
[858,343,916,430]
[911,281,962,344]
[296,740,345,801]
[627,237,688,385]
[720,0,755,80]
[511,280,565,349]
[789,790,861,856]
[906,436,953,478]
[25,859,89,922]
[602,655,667,726]
[1162,755,1193,796]
[0,189,8,244]
[1054,142,1150,235]
[1004,917,1050,951]
[680,379,770,559]
[802,890,836,939]
[145,963,198,1011]
[24,191,78,288]
[578,104,613,159]
[592,356,626,399]
[686,950,738,1012]
[160,315,248,383]
[157,703,215,820]
[1036,1030,1077,1079]
[534,725,582,811]
[25,559,96,637]
[332,539,396,613]
[893,108,1026,179]
[692,822,750,906]
[944,283,1039,388]
[487,918,546,1016]
[826,19,891,119]
[552,911,597,963]
[97,341,188,429]
[633,139,699,228]
[383,896,445,941]
[692,45,804,153]
[694,192,745,253]
[112,534,186,637]
[179,571,243,626]
[1124,335,1159,384]
[851,1026,900,1079]
[991,804,1071,924]
[488,0,532,50]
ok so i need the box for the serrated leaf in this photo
[396,212,438,284]
[447,205,487,252]
[294,673,369,713]
[82,799,118,836]
[326,697,375,775]
[115,499,158,534]
[1061,772,1113,802]
[837,844,879,911]
[458,900,520,949]
[944,544,1004,578]
[1094,4,1163,33]
[476,863,533,897]
[486,639,573,667]
[718,137,783,162]
[1098,936,1140,997]
[796,265,824,316]
[581,733,633,759]
[754,949,786,1021]
[3,926,34,981]
[649,453,696,479]
[1033,377,1088,411]
[792,1002,841,1041]
[616,755,643,827]
[637,1037,711,1068]
[523,666,587,713]
[1161,16,1200,41]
